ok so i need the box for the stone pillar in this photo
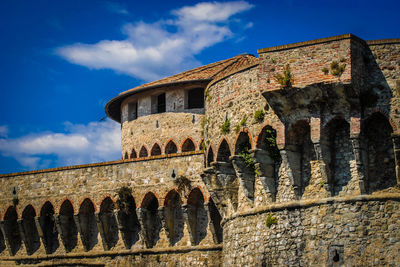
[136,207,151,248]
[392,134,400,185]
[73,214,87,252]
[54,214,68,252]
[17,219,29,254]
[157,206,169,243]
[0,220,13,256]
[182,204,196,246]
[350,115,367,194]
[251,149,276,201]
[95,212,108,251]
[230,155,255,200]
[113,210,128,249]
[34,216,50,254]
[212,162,239,213]
[279,148,302,199]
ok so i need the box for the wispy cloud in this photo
[0,125,8,138]
[0,119,121,171]
[57,1,254,81]
[104,1,129,15]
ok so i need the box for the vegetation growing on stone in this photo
[330,61,346,77]
[322,67,329,75]
[263,126,281,162]
[265,212,278,228]
[274,64,293,88]
[240,117,247,127]
[116,186,134,214]
[221,119,230,134]
[254,109,265,123]
[234,124,241,134]
[173,175,192,195]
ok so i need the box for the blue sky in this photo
[0,0,399,174]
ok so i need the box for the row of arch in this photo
[0,188,222,256]
[206,112,397,196]
[124,138,202,160]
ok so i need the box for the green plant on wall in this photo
[221,119,230,134]
[330,61,346,77]
[116,186,134,214]
[240,117,247,127]
[254,109,265,123]
[263,126,281,162]
[266,212,278,228]
[173,175,192,196]
[274,64,293,88]
[234,124,241,134]
[322,67,329,75]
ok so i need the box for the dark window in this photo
[188,88,204,109]
[157,93,166,113]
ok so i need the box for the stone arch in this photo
[139,192,161,248]
[130,148,137,159]
[235,131,252,154]
[216,139,231,162]
[21,205,40,255]
[363,112,396,192]
[256,125,281,164]
[78,198,98,251]
[287,120,315,197]
[58,199,78,252]
[181,138,196,152]
[208,198,222,244]
[3,206,21,255]
[165,139,178,154]
[139,146,148,158]
[207,146,214,167]
[99,197,119,250]
[124,152,129,160]
[39,201,59,254]
[186,188,208,245]
[324,117,353,196]
[151,143,162,156]
[163,190,184,246]
[115,189,140,249]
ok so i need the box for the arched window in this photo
[182,138,195,152]
[257,125,281,162]
[151,143,162,156]
[165,140,178,154]
[186,188,208,245]
[139,146,148,158]
[363,113,396,192]
[130,148,137,159]
[78,198,98,251]
[207,147,214,167]
[39,202,59,254]
[124,152,129,160]
[163,190,184,245]
[21,205,40,255]
[115,188,140,249]
[3,206,21,255]
[99,197,118,250]
[217,139,231,162]
[235,132,251,154]
[140,192,161,248]
[58,200,77,252]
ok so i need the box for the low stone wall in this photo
[222,194,400,266]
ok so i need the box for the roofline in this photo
[105,79,211,123]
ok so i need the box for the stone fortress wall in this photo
[0,34,399,266]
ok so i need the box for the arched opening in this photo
[287,120,315,197]
[58,200,77,252]
[187,188,208,245]
[130,148,137,159]
[78,198,98,251]
[363,113,396,192]
[21,205,40,255]
[257,126,281,162]
[139,146,148,158]
[324,118,353,196]
[163,190,184,246]
[39,202,59,254]
[208,198,222,244]
[124,152,129,160]
[216,139,231,162]
[165,140,178,154]
[235,132,251,155]
[140,192,161,248]
[207,147,214,167]
[151,143,162,156]
[99,197,119,250]
[115,189,140,249]
[3,206,21,255]
[182,138,195,152]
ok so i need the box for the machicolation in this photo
[0,34,400,266]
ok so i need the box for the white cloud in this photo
[0,125,8,138]
[104,1,129,15]
[57,1,254,81]
[0,119,121,170]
